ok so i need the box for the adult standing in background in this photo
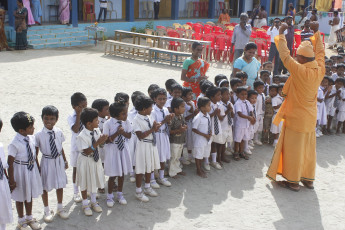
[22,0,35,25]
[255,6,267,28]
[154,0,160,20]
[310,9,318,22]
[328,11,340,49]
[231,13,252,63]
[251,4,260,27]
[0,8,12,51]
[59,0,70,25]
[31,0,42,25]
[287,5,295,24]
[97,0,108,22]
[14,0,28,50]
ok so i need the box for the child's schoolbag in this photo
[265,96,274,117]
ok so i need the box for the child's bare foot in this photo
[177,171,186,176]
[221,157,230,163]
[197,171,207,178]
[171,175,179,179]
[98,188,105,194]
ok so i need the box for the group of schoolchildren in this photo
[1,54,345,230]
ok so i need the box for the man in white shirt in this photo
[154,0,160,20]
[98,0,108,22]
[267,18,287,75]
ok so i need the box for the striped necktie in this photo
[78,120,84,133]
[24,137,34,171]
[253,105,257,118]
[115,121,125,151]
[213,105,219,135]
[48,131,59,159]
[334,93,340,107]
[224,103,232,126]
[160,109,169,134]
[244,101,250,115]
[204,115,211,135]
[0,158,4,180]
[145,118,156,146]
[261,94,266,111]
[90,131,99,162]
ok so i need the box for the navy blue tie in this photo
[115,121,125,151]
[24,137,34,171]
[90,131,99,162]
[48,131,59,159]
[0,158,4,180]
[145,118,156,146]
[204,115,211,135]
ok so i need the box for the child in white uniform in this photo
[103,101,133,207]
[247,90,258,151]
[316,86,327,137]
[8,112,42,230]
[253,80,266,145]
[233,87,254,161]
[269,85,283,146]
[192,97,212,178]
[165,83,182,112]
[132,95,161,202]
[197,80,213,102]
[206,86,223,170]
[35,106,69,223]
[0,119,13,230]
[151,88,173,188]
[67,92,87,203]
[336,79,345,133]
[182,87,196,164]
[324,77,337,132]
[165,79,178,101]
[76,108,108,216]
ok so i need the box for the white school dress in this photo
[76,128,105,194]
[210,101,223,144]
[325,85,337,116]
[67,111,84,167]
[8,134,43,202]
[98,116,107,163]
[249,103,257,139]
[0,143,13,225]
[317,87,328,126]
[254,92,265,133]
[35,127,67,192]
[234,100,252,143]
[150,105,171,162]
[192,112,212,159]
[132,114,160,174]
[103,118,133,177]
[219,101,233,144]
[270,96,283,134]
[128,108,138,167]
[337,88,345,122]
[184,101,196,151]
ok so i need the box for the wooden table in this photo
[114,30,212,61]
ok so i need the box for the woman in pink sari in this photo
[22,0,35,25]
[59,0,70,24]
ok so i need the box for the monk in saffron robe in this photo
[266,21,325,192]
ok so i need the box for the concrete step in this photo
[27,31,88,40]
[28,35,90,44]
[28,40,94,49]
[27,27,85,35]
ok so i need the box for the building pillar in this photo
[7,0,15,27]
[208,0,216,18]
[304,0,310,8]
[126,0,134,22]
[238,0,245,15]
[72,0,78,27]
[261,0,270,18]
[171,0,179,20]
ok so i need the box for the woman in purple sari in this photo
[59,0,70,24]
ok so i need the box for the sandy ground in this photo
[0,44,344,230]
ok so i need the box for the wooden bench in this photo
[104,40,150,61]
[149,48,192,66]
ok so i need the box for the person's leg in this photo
[16,201,24,218]
[273,46,280,75]
[97,8,103,22]
[268,42,275,62]
[154,2,159,19]
[327,115,333,132]
[42,190,49,210]
[103,8,107,21]
[336,121,342,133]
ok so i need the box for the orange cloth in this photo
[218,13,230,24]
[267,31,325,182]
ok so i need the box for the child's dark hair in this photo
[235,71,248,79]
[244,42,257,51]
[278,83,285,89]
[171,98,185,112]
[71,92,87,107]
[109,100,128,118]
[335,77,345,85]
[220,87,229,95]
[336,63,345,69]
[91,99,109,112]
[192,41,202,50]
[80,108,99,126]
[337,55,343,60]
[200,80,213,94]
[247,90,258,99]
[206,86,221,98]
[134,95,154,111]
[0,118,3,130]
[165,79,177,92]
[230,78,243,88]
[115,92,129,103]
[148,84,160,94]
[218,79,229,87]
[131,91,145,104]
[262,61,272,68]
[325,59,333,64]
[253,80,265,89]
[199,79,208,88]
[41,105,59,119]
[182,87,193,98]
[337,46,344,54]
[323,76,333,84]
[197,97,211,109]
[236,86,248,94]
[330,55,337,59]
[260,70,270,76]
[269,84,279,91]
[151,88,167,99]
[273,75,281,81]
[214,74,227,86]
[10,112,35,132]
[171,83,183,92]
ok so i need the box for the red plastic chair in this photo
[167,31,181,51]
[293,34,302,56]
[156,26,166,30]
[202,34,216,61]
[255,39,269,64]
[250,32,257,41]
[204,25,213,34]
[192,33,203,40]
[229,23,238,26]
[261,26,270,30]
[213,26,223,33]
[193,2,201,17]
[186,22,193,28]
[84,2,96,22]
[193,23,203,34]
[320,32,325,48]
[224,29,233,36]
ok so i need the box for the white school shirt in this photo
[35,127,65,157]
[272,95,283,114]
[219,101,233,131]
[267,27,287,43]
[255,92,266,116]
[128,108,138,123]
[132,114,155,140]
[8,133,37,161]
[103,118,132,141]
[210,101,222,134]
[338,88,345,111]
[150,104,170,132]
[332,73,339,82]
[234,99,253,129]
[76,128,102,153]
[197,93,205,102]
[164,98,173,108]
[167,92,173,101]
[99,0,107,8]
[184,101,196,123]
[325,85,337,109]
[0,142,8,169]
[67,111,83,153]
[98,117,107,132]
[192,112,212,147]
[317,87,325,106]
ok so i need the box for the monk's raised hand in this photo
[279,23,288,34]
[310,21,319,33]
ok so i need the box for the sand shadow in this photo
[316,134,345,168]
[267,183,324,230]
